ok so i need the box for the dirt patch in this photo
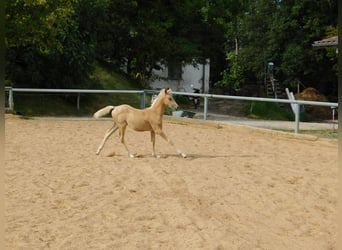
[5,115,337,249]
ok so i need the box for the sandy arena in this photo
[5,114,338,249]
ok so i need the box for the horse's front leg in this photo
[151,131,157,157]
[151,131,162,158]
[96,123,118,155]
[157,130,187,158]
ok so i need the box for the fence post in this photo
[294,104,300,134]
[77,93,80,110]
[203,95,208,120]
[331,106,336,131]
[140,91,146,109]
[8,87,13,111]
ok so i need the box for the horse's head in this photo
[162,88,178,110]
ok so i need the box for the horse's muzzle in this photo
[172,103,179,110]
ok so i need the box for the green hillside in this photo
[11,62,144,117]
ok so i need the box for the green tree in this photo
[5,0,108,88]
[213,0,337,98]
[241,0,337,96]
[270,0,337,92]
[5,0,337,100]
[96,0,211,85]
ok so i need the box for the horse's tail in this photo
[93,105,115,118]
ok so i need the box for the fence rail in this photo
[5,87,338,134]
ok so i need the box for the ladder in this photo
[266,77,284,99]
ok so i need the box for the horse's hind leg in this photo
[151,131,157,157]
[96,123,118,155]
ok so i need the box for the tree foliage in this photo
[5,0,338,99]
[5,0,107,88]
[208,0,337,97]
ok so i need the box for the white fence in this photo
[5,86,338,133]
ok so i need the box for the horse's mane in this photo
[150,94,158,107]
[150,88,172,107]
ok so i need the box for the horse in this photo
[93,88,187,158]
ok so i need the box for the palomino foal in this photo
[93,88,186,158]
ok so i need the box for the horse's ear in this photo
[165,88,172,95]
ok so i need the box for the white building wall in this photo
[149,59,210,93]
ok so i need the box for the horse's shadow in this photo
[104,152,256,159]
[178,154,257,159]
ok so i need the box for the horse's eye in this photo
[168,97,172,101]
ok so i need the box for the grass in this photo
[246,101,292,120]
[13,94,87,116]
[93,61,141,90]
[11,61,145,117]
[298,129,338,139]
[246,101,312,122]
[245,101,337,139]
[10,60,194,117]
[275,128,338,139]
[8,68,334,123]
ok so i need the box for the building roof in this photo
[312,36,338,47]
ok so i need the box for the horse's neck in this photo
[150,97,166,118]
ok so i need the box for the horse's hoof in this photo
[106,151,116,157]
[152,153,161,158]
[181,153,187,158]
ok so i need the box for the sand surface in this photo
[5,114,338,249]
